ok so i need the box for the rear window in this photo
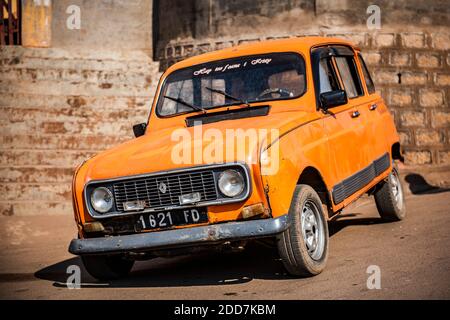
[157,52,306,116]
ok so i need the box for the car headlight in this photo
[90,187,114,213]
[218,169,245,197]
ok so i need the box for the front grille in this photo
[112,171,218,212]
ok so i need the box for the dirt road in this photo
[0,189,449,299]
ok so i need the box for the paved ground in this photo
[0,187,449,299]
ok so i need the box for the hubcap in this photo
[300,200,325,260]
[390,170,403,210]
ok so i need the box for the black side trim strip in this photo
[185,105,270,127]
[374,153,391,176]
[332,153,390,205]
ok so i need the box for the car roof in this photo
[165,36,357,73]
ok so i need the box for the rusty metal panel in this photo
[21,0,51,47]
[0,0,21,45]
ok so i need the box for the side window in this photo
[358,53,376,94]
[318,58,340,94]
[334,56,363,99]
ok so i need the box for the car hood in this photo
[82,109,314,182]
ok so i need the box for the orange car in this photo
[69,37,406,280]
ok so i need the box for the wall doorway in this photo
[0,0,21,45]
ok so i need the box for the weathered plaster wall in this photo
[0,46,161,216]
[52,0,153,53]
[154,0,449,56]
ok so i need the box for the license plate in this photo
[136,207,208,231]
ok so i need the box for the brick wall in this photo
[1,1,449,217]
[158,30,450,166]
[154,0,450,55]
[0,46,161,216]
[153,0,449,167]
[1,31,448,216]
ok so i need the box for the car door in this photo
[356,52,390,162]
[311,45,370,206]
[332,47,375,168]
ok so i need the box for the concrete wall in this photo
[0,46,161,216]
[52,0,153,53]
[1,0,157,216]
[154,0,449,57]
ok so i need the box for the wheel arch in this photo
[297,166,333,218]
[391,142,404,162]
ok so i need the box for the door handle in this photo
[351,110,360,118]
[369,103,377,111]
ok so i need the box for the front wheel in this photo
[81,254,134,281]
[276,184,329,277]
[374,166,406,221]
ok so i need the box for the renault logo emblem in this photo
[158,181,167,194]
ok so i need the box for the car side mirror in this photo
[320,90,347,110]
[133,123,147,138]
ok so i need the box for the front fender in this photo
[260,119,331,217]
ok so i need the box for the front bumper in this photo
[68,215,289,255]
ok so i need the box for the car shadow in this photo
[35,211,394,289]
[35,173,450,289]
[404,173,450,195]
[328,214,389,237]
[34,242,292,288]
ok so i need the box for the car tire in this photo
[374,165,406,221]
[81,254,134,281]
[276,184,329,277]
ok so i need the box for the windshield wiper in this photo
[205,87,251,108]
[164,95,206,113]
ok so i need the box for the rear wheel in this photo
[277,184,329,277]
[374,166,406,221]
[81,254,134,281]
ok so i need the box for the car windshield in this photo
[157,52,306,116]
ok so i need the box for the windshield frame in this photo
[154,51,308,118]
